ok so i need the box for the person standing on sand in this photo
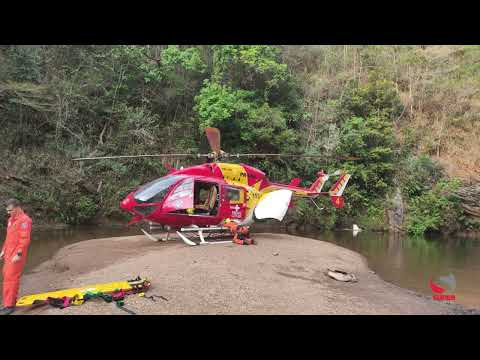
[0,199,32,315]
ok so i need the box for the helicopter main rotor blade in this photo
[204,127,221,155]
[220,153,360,160]
[72,153,359,161]
[72,154,212,161]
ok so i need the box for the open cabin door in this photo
[254,189,293,221]
[162,177,194,213]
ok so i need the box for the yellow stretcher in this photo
[16,277,150,307]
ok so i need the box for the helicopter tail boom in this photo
[268,170,351,209]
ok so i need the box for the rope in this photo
[144,294,168,302]
[115,301,137,315]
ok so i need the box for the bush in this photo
[289,196,337,230]
[332,78,400,221]
[58,195,98,225]
[405,179,463,236]
[336,115,395,216]
[338,77,403,122]
[400,155,444,198]
[357,202,388,231]
[76,196,99,223]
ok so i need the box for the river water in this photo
[280,226,480,309]
[1,224,479,309]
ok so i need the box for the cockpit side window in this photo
[225,186,242,203]
[134,175,183,203]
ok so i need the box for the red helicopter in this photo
[74,128,352,245]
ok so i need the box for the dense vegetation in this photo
[1,45,479,235]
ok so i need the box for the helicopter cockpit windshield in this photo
[134,175,184,203]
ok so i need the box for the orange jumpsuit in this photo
[223,221,253,245]
[2,210,32,307]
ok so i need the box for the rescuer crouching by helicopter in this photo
[223,219,255,246]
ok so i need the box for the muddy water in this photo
[1,224,479,309]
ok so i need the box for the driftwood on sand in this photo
[326,268,358,283]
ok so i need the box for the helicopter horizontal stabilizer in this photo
[288,178,302,187]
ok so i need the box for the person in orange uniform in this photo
[0,199,32,315]
[223,218,255,245]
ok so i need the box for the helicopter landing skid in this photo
[141,226,233,246]
[176,226,233,246]
[140,228,172,242]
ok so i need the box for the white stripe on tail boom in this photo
[328,173,351,197]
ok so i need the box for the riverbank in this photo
[13,233,476,315]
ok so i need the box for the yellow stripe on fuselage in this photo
[217,163,261,214]
[216,163,311,219]
[217,163,248,186]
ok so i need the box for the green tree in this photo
[405,179,462,236]
[337,115,395,200]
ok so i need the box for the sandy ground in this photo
[13,233,473,315]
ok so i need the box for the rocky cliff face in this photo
[387,187,405,233]
[456,184,480,218]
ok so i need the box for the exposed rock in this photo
[387,187,405,232]
[455,184,480,218]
